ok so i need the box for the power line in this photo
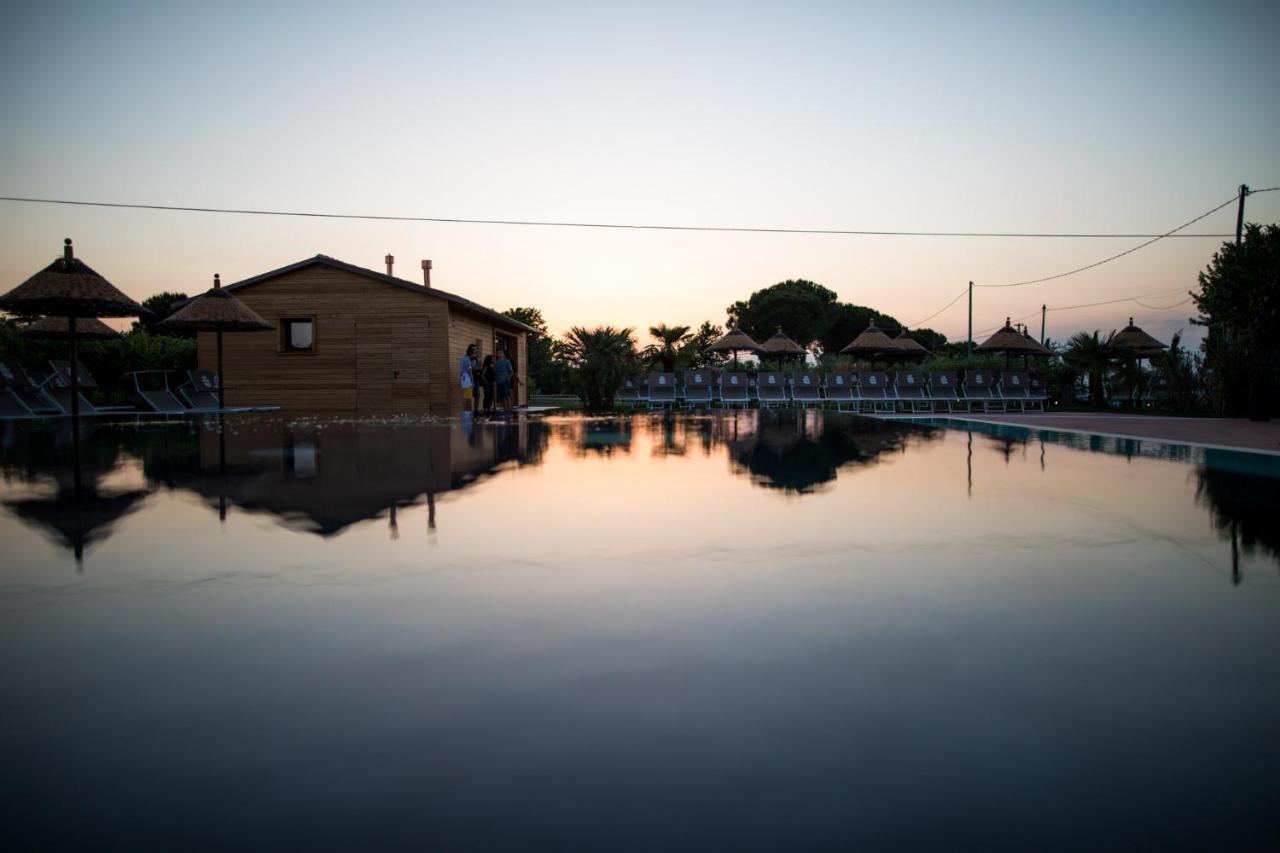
[907,286,968,327]
[0,194,1247,239]
[957,288,1194,340]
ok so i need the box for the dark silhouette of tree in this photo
[133,291,192,336]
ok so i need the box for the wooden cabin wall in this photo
[447,308,529,409]
[197,266,451,413]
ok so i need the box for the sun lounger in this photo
[177,369,276,413]
[927,372,966,412]
[824,372,856,411]
[683,370,714,408]
[0,358,60,417]
[757,371,788,408]
[615,377,641,407]
[719,372,751,407]
[998,372,1039,412]
[856,371,894,413]
[791,371,823,407]
[962,370,1004,412]
[647,372,677,409]
[46,360,135,415]
[129,371,188,414]
[894,371,931,412]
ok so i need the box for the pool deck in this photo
[878,412,1280,455]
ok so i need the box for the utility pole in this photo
[967,281,973,356]
[1236,184,1249,245]
[1040,304,1046,345]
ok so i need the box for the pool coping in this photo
[867,413,1280,457]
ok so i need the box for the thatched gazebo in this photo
[889,328,932,362]
[0,239,148,421]
[22,315,120,341]
[840,320,897,363]
[157,274,274,407]
[976,318,1050,369]
[760,327,806,370]
[1112,317,1167,359]
[706,327,764,368]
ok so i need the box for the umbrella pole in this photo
[216,329,225,408]
[67,315,83,496]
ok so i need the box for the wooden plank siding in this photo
[197,266,458,414]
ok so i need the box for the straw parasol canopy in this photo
[157,274,274,407]
[22,315,120,341]
[890,328,932,361]
[159,275,274,333]
[976,317,1050,369]
[0,239,147,319]
[760,327,806,368]
[706,327,764,367]
[1112,317,1167,358]
[0,238,147,423]
[840,320,897,360]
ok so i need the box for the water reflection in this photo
[941,418,1280,566]
[3,413,1278,569]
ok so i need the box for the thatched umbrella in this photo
[0,238,148,423]
[760,327,806,370]
[1112,317,1167,406]
[5,485,149,568]
[706,327,764,368]
[976,317,1050,370]
[840,320,896,364]
[889,328,932,362]
[22,315,120,341]
[157,274,274,407]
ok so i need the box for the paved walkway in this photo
[918,413,1280,455]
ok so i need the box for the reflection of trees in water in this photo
[1196,460,1280,565]
[724,410,937,494]
[562,418,634,457]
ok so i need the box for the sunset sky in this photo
[2,1,1277,346]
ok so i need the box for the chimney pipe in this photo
[385,254,394,276]
[421,259,432,288]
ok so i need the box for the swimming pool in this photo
[2,411,1277,850]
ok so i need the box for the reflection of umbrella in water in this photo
[0,239,148,425]
[5,485,148,568]
[976,317,1050,370]
[22,315,121,341]
[840,321,897,363]
[158,274,274,407]
[760,327,806,371]
[706,327,764,368]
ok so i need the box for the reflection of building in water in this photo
[188,418,549,537]
[558,418,634,457]
[718,409,936,494]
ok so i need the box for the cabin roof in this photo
[223,255,537,334]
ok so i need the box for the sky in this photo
[1,1,1278,347]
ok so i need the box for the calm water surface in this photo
[2,411,1278,851]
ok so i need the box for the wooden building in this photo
[197,255,533,414]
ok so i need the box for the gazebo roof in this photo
[0,239,148,319]
[1112,317,1167,355]
[760,328,806,356]
[976,319,1049,355]
[706,327,764,353]
[158,275,274,333]
[891,330,932,358]
[22,316,120,340]
[840,321,896,356]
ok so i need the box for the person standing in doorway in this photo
[480,354,496,416]
[494,348,515,415]
[459,343,477,412]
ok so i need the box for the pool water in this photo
[2,411,1278,850]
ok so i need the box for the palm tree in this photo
[560,326,638,411]
[1063,330,1115,407]
[643,324,692,373]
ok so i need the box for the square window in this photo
[282,318,314,352]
